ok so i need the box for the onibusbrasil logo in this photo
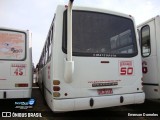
[28,99,35,106]
[14,98,36,109]
[15,98,35,106]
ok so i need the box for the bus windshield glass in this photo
[63,10,138,57]
[0,30,26,60]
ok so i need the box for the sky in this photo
[0,0,160,65]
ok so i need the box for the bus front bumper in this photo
[52,92,145,112]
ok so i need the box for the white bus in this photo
[0,27,32,99]
[138,15,160,99]
[37,0,145,112]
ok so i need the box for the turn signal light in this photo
[141,77,143,91]
[53,86,60,91]
[53,92,60,97]
[15,83,28,87]
[141,77,143,81]
[53,80,60,85]
[141,77,143,85]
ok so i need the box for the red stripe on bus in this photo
[0,79,6,80]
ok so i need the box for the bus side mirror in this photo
[64,59,74,83]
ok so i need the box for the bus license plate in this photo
[98,89,113,95]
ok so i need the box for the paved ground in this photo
[0,84,160,120]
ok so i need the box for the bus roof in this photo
[56,5,135,20]
[137,15,160,28]
[0,27,28,32]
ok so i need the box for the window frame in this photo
[0,29,27,61]
[62,10,138,58]
[141,25,151,57]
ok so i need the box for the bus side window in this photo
[42,50,45,67]
[45,41,48,64]
[137,29,141,46]
[48,26,53,62]
[141,25,151,57]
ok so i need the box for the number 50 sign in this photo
[119,61,134,76]
[11,64,26,76]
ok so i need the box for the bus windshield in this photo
[0,30,26,60]
[63,10,138,57]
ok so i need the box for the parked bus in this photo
[137,15,160,99]
[37,0,144,112]
[0,27,32,99]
